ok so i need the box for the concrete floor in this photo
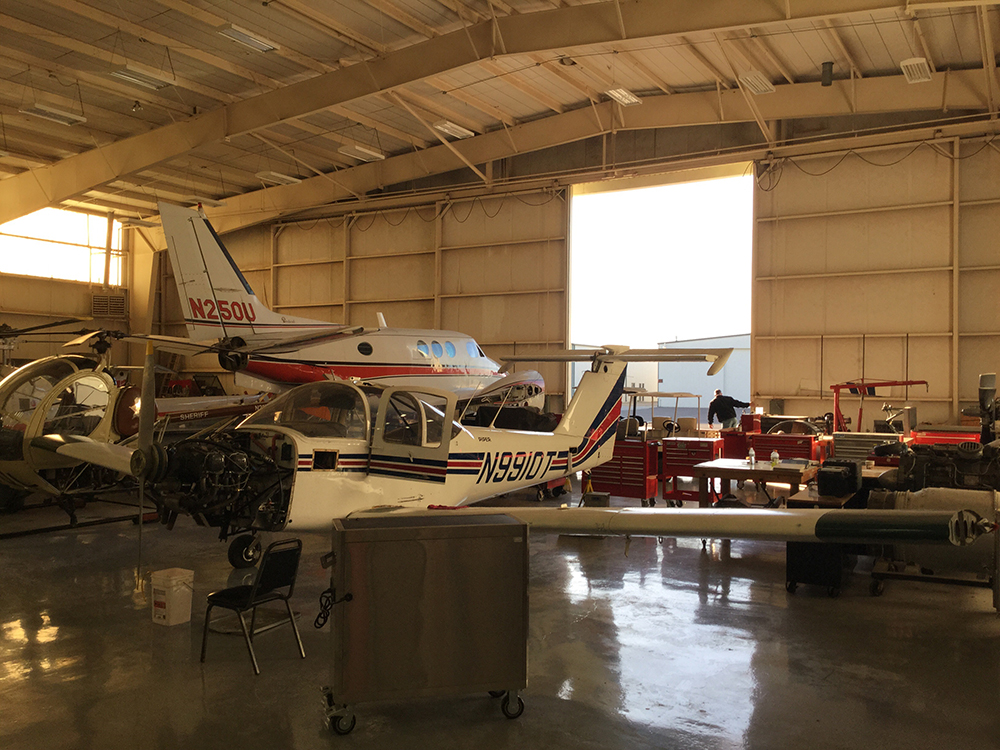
[1,493,999,750]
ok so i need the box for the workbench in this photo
[690,458,819,508]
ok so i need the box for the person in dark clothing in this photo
[708,389,750,429]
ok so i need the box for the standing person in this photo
[708,389,750,430]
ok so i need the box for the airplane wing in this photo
[30,434,136,476]
[122,327,366,358]
[242,325,366,354]
[501,347,733,375]
[457,370,546,404]
[346,506,993,547]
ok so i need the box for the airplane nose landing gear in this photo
[227,534,261,568]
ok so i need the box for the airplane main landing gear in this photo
[227,534,261,568]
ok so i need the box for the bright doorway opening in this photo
[569,167,754,419]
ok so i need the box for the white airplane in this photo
[30,345,992,572]
[156,201,546,407]
[155,202,735,408]
[31,344,631,563]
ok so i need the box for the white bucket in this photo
[151,568,194,626]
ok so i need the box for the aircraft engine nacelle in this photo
[217,337,249,372]
[152,431,293,532]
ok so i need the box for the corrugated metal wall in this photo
[753,137,1000,428]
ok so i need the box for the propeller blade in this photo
[62,330,102,348]
[138,342,157,453]
[0,317,91,337]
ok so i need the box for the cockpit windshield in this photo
[241,382,369,439]
[0,356,98,431]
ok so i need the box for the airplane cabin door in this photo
[371,387,457,484]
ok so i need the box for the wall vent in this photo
[92,293,128,319]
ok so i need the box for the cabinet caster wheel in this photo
[827,586,840,598]
[501,694,524,719]
[870,579,884,596]
[785,581,797,594]
[331,714,356,735]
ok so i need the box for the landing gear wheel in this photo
[331,714,356,735]
[827,586,840,598]
[785,581,797,594]
[501,694,524,719]
[488,690,506,698]
[870,579,885,596]
[228,534,262,569]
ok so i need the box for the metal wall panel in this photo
[754,138,1000,428]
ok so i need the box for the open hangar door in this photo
[752,136,1000,429]
[161,190,569,408]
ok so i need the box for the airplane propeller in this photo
[129,342,166,605]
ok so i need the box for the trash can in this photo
[151,568,194,626]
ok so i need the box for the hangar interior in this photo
[2,2,1000,749]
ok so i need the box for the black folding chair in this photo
[200,538,306,675]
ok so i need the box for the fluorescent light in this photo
[900,57,933,84]
[18,103,87,126]
[255,170,301,185]
[109,66,172,90]
[218,24,277,52]
[122,218,158,227]
[433,120,475,139]
[338,144,385,162]
[604,87,642,106]
[180,196,227,207]
[738,70,775,95]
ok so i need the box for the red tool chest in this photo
[588,438,658,501]
[661,437,723,503]
[721,431,749,459]
[747,433,827,462]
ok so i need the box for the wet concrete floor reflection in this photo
[1,494,998,749]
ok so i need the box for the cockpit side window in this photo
[242,383,368,439]
[381,392,423,446]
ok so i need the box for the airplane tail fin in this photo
[158,202,332,343]
[554,356,627,473]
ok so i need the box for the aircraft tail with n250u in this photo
[157,201,540,401]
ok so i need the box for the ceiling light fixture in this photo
[738,70,776,95]
[132,100,143,112]
[338,144,385,162]
[900,57,933,84]
[604,87,642,106]
[432,120,475,139]
[110,66,172,90]
[122,218,158,228]
[180,196,227,207]
[255,170,302,185]
[559,56,577,66]
[218,24,278,52]
[18,103,87,126]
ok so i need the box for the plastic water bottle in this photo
[770,449,779,468]
[748,447,756,467]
